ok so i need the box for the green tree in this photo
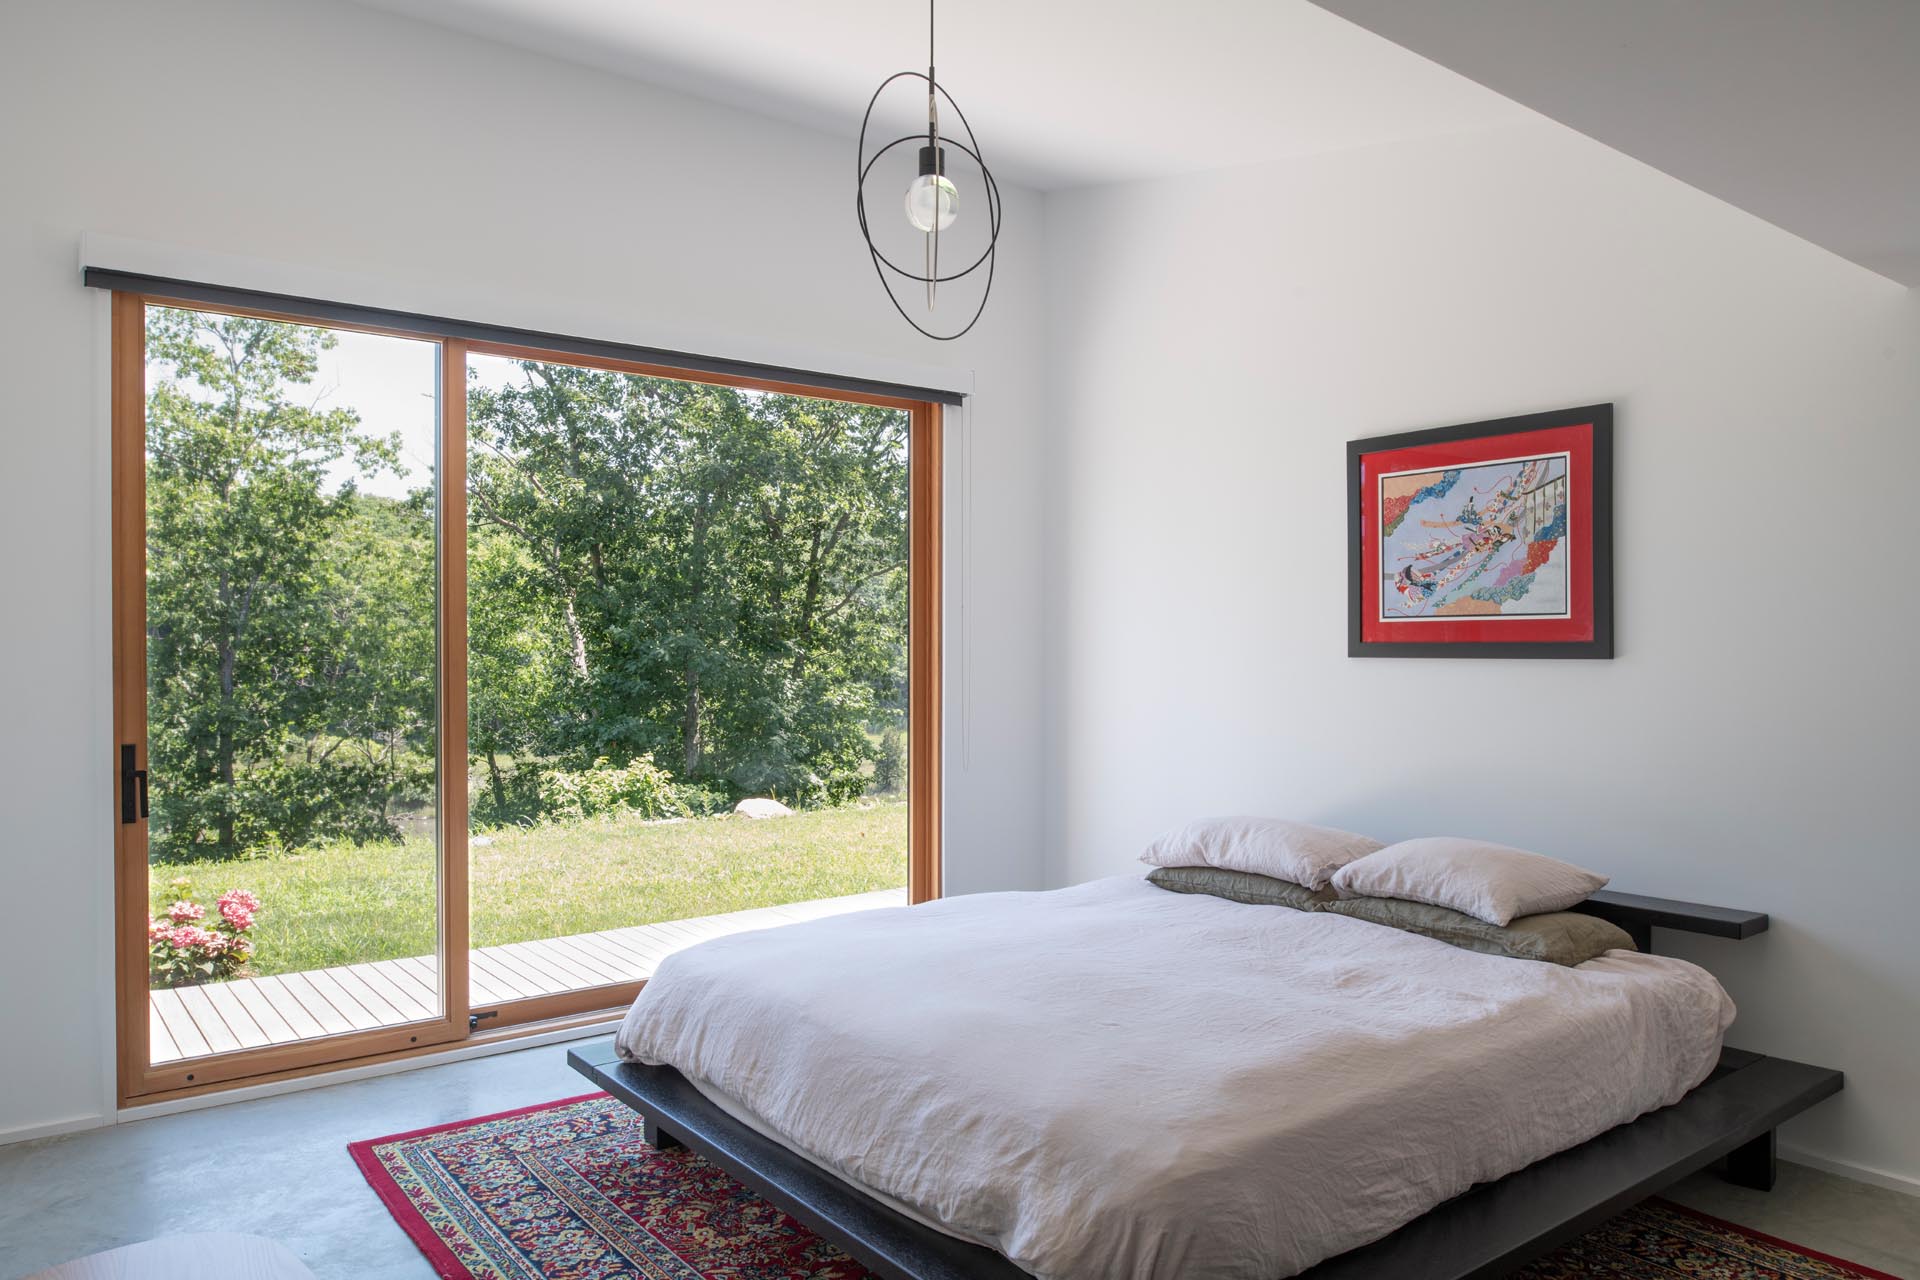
[146,318,911,860]
[720,393,908,802]
[467,521,566,823]
[464,362,908,806]
[300,492,438,841]
[144,308,411,860]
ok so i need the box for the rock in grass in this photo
[734,797,796,819]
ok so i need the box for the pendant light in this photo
[856,0,1001,341]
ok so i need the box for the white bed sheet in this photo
[616,875,1734,1280]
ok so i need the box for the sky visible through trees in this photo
[142,307,910,866]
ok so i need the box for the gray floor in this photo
[0,1042,589,1280]
[2,1041,1915,1279]
[1668,1159,1920,1278]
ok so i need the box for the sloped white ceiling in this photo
[1314,0,1920,286]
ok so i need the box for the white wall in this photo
[1042,123,1920,1185]
[0,0,1048,1141]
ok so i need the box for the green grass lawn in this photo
[151,801,907,977]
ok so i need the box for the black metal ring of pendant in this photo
[856,69,1001,341]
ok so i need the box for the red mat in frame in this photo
[1350,403,1613,658]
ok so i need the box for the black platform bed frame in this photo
[570,889,1843,1280]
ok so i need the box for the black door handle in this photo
[120,743,148,825]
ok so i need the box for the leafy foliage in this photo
[537,755,691,823]
[144,309,431,862]
[872,725,907,795]
[464,358,909,812]
[142,308,908,864]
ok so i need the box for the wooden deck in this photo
[147,888,907,1064]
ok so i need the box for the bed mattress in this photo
[615,875,1734,1280]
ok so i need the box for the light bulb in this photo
[904,173,959,233]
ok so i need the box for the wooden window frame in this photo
[112,295,943,1103]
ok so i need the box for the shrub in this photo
[538,755,692,822]
[148,753,435,864]
[149,888,259,988]
[673,781,734,817]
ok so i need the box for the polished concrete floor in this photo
[0,1042,590,1280]
[2,1041,1915,1279]
[1668,1159,1920,1278]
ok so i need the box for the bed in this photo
[570,876,1842,1280]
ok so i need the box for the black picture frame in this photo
[1348,403,1614,659]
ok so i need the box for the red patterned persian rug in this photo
[352,1095,1901,1280]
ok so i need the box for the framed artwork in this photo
[1348,403,1613,658]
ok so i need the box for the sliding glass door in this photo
[113,297,468,1095]
[460,346,918,1024]
[112,288,940,1100]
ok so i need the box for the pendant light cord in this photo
[926,0,940,308]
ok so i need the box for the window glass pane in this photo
[464,353,909,1004]
[143,306,441,1060]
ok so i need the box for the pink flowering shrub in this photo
[149,886,259,988]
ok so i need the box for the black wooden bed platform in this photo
[569,889,1843,1280]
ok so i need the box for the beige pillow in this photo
[1330,837,1608,926]
[1140,816,1383,890]
[1324,896,1635,966]
[1146,865,1338,911]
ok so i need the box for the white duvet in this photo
[616,876,1734,1280]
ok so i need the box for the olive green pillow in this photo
[1323,896,1636,965]
[1146,865,1337,911]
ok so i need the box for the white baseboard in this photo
[0,1113,112,1146]
[114,1018,621,1127]
[1782,1143,1920,1198]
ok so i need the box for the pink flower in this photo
[147,913,164,941]
[165,900,204,924]
[217,890,260,931]
[165,924,220,951]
